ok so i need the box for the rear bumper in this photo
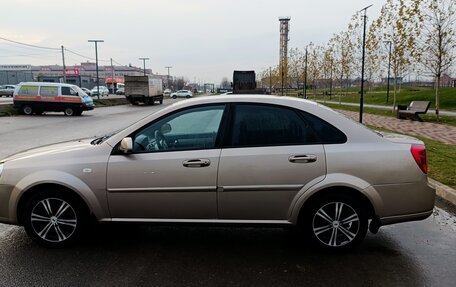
[379,209,433,226]
[371,181,435,226]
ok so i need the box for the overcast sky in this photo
[0,0,385,83]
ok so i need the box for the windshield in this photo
[72,85,88,97]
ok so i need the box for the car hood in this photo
[1,139,95,163]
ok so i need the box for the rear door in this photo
[217,103,327,220]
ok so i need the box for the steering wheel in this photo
[154,130,169,150]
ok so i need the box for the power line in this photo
[0,36,59,51]
[64,48,109,62]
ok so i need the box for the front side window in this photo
[61,86,78,96]
[133,105,225,153]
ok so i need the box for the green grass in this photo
[232,86,455,111]
[322,102,456,127]
[287,86,456,111]
[368,125,456,189]
[0,106,18,116]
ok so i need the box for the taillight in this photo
[411,144,427,174]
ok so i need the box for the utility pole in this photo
[269,67,272,94]
[139,57,150,76]
[165,66,172,89]
[304,45,308,99]
[110,58,115,93]
[384,40,392,104]
[88,39,104,100]
[359,4,373,124]
[61,45,66,83]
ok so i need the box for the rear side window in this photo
[229,104,319,147]
[299,111,347,144]
[39,86,58,97]
[18,85,38,96]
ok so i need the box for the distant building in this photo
[0,63,153,87]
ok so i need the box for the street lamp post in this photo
[304,43,311,99]
[383,40,392,104]
[359,4,373,124]
[165,66,172,89]
[88,39,104,100]
[139,57,150,76]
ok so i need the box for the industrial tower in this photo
[279,17,290,96]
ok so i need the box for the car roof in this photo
[18,82,76,88]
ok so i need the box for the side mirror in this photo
[161,123,172,134]
[120,137,133,153]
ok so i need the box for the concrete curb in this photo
[429,178,456,206]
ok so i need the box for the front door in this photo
[107,104,227,219]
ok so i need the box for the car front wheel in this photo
[305,196,368,250]
[64,107,74,116]
[22,191,88,247]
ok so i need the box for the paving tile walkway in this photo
[337,110,456,145]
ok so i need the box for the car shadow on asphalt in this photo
[0,224,427,286]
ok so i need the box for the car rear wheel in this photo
[172,95,177,99]
[22,106,33,115]
[186,95,190,99]
[22,191,88,247]
[305,196,367,250]
[64,107,74,116]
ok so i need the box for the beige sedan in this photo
[0,95,435,249]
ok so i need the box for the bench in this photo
[397,101,431,122]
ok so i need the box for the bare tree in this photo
[420,0,456,120]
[376,0,423,110]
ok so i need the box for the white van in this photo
[13,82,94,116]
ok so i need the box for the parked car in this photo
[0,95,435,249]
[80,87,92,96]
[163,89,172,97]
[171,90,193,99]
[13,82,94,116]
[91,86,109,97]
[0,85,17,97]
[115,87,125,95]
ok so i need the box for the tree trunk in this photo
[435,75,440,122]
[393,78,397,114]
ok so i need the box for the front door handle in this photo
[289,155,317,163]
[183,159,211,168]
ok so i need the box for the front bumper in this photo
[0,184,15,224]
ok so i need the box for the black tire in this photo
[64,107,74,116]
[186,95,190,99]
[22,106,33,115]
[159,100,163,104]
[21,189,89,248]
[303,195,368,250]
[172,95,177,99]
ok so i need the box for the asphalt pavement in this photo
[0,100,455,286]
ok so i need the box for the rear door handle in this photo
[289,155,317,163]
[183,159,211,168]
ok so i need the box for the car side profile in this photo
[90,86,109,97]
[0,85,17,97]
[0,95,435,249]
[13,82,94,116]
[171,90,193,99]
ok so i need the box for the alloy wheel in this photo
[312,202,360,247]
[30,198,77,243]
